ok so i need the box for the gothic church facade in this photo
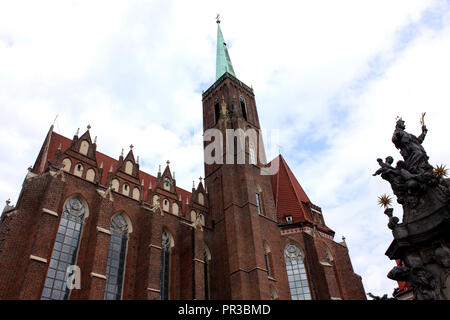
[0,21,366,300]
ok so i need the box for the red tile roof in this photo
[270,154,312,223]
[269,154,334,234]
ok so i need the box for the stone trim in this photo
[30,255,48,264]
[230,266,267,276]
[320,261,333,267]
[331,297,342,300]
[194,258,205,264]
[90,272,107,280]
[42,208,58,217]
[222,201,277,223]
[180,221,194,228]
[147,287,160,293]
[96,226,111,235]
[149,244,162,250]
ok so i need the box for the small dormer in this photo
[157,161,176,194]
[192,177,207,207]
[67,126,97,161]
[118,145,139,179]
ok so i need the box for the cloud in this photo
[1,0,449,298]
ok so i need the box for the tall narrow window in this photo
[264,242,273,278]
[249,143,256,165]
[256,193,264,216]
[240,96,247,121]
[285,244,311,300]
[104,214,129,300]
[204,246,211,300]
[214,98,220,124]
[41,197,86,300]
[160,230,172,300]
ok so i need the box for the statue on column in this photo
[374,113,450,300]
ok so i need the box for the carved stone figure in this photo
[387,265,440,300]
[372,156,394,176]
[391,118,433,174]
[383,208,398,230]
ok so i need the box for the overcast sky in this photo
[1,0,450,298]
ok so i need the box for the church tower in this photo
[202,18,290,300]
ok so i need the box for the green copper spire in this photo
[216,17,236,80]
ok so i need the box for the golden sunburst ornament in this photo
[377,194,393,208]
[433,164,448,179]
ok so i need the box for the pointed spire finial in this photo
[130,144,134,150]
[199,176,203,183]
[94,136,97,144]
[166,160,170,166]
[216,14,220,24]
[216,17,236,80]
[87,124,91,130]
[121,148,124,157]
[75,128,79,136]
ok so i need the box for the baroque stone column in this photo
[374,116,450,299]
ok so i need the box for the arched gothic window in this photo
[270,285,278,300]
[160,229,173,300]
[264,241,273,278]
[41,197,86,300]
[285,244,311,300]
[104,214,129,300]
[240,96,248,121]
[204,245,211,300]
[256,192,264,216]
[249,143,256,165]
[214,98,220,124]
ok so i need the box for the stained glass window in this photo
[41,197,85,300]
[104,214,129,300]
[285,244,311,300]
[160,230,171,300]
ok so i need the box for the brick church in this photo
[0,20,366,300]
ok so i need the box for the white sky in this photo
[1,0,450,298]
